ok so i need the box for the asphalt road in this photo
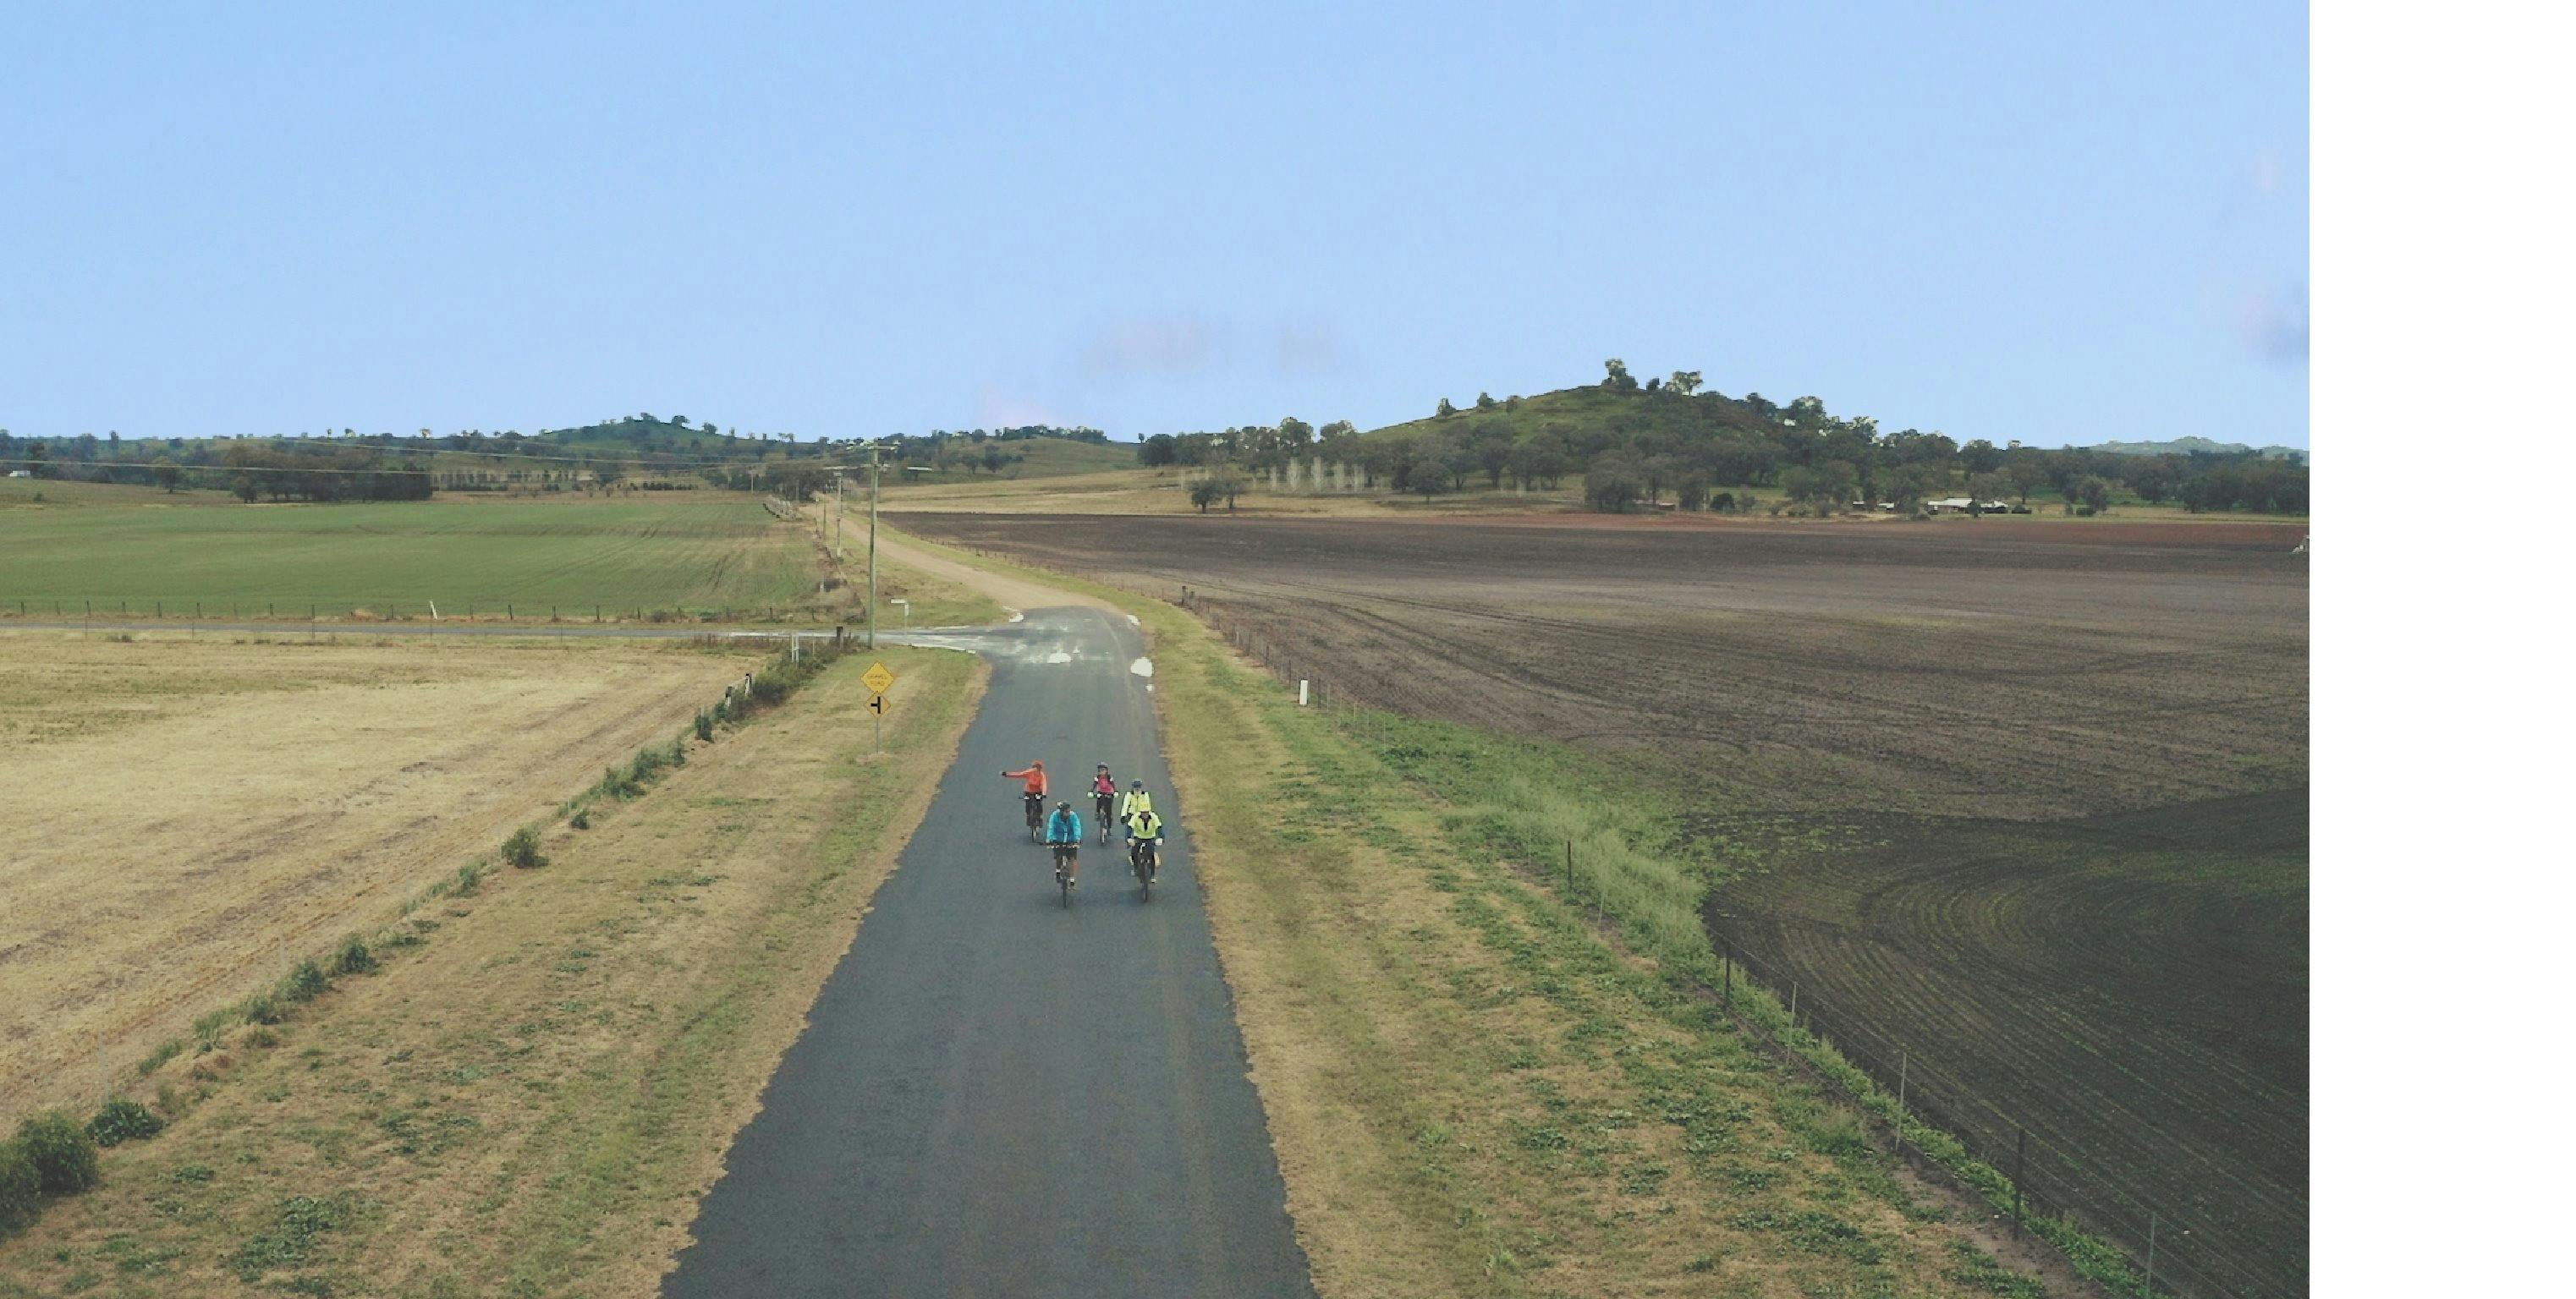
[662,607,1314,1299]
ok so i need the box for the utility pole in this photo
[834,472,844,561]
[867,440,881,650]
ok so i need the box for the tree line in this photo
[1129,360,2308,516]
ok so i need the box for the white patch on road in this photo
[1129,658,1154,678]
[1007,609,1024,623]
[1044,651,1074,665]
[1126,614,1140,627]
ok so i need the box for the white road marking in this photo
[1129,658,1154,678]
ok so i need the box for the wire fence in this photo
[0,597,824,626]
[1168,582,2301,1299]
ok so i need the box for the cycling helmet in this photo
[1057,801,1072,811]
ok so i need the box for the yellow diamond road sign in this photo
[861,661,896,696]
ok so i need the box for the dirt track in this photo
[0,633,733,1115]
[897,511,2311,1296]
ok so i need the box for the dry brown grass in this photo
[0,632,747,1119]
[0,647,984,1296]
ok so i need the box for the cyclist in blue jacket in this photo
[1044,800,1083,889]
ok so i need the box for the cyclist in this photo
[1118,779,1154,826]
[1090,764,1118,841]
[1045,799,1084,888]
[1002,761,1046,832]
[1124,806,1165,884]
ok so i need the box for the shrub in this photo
[569,807,590,830]
[329,935,376,978]
[232,1193,352,1281]
[16,1112,100,1196]
[667,737,687,768]
[694,710,716,742]
[0,1140,38,1231]
[281,958,330,1003]
[137,1038,185,1077]
[503,825,546,869]
[86,1099,164,1148]
[450,859,486,897]
[192,1008,237,1051]
[241,991,283,1027]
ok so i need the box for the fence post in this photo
[1722,936,1732,1002]
[2012,1127,2026,1235]
[1789,981,1799,1026]
[2144,1213,2156,1296]
[1564,840,1573,891]
[1898,1050,1908,1129]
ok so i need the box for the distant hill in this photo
[2080,436,2306,463]
[1363,383,1766,448]
[533,416,744,453]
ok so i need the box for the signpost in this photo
[862,660,895,751]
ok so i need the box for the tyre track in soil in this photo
[1192,580,2297,817]
[0,659,731,1116]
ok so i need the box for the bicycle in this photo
[1023,792,1045,842]
[1052,843,1078,907]
[1094,792,1116,844]
[1129,836,1158,901]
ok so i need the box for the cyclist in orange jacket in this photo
[1002,760,1046,797]
[1002,761,1046,836]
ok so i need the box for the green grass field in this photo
[0,492,822,620]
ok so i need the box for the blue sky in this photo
[0,2,2307,447]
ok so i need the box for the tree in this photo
[1584,453,1645,512]
[1967,472,2007,515]
[1959,438,2004,474]
[2078,475,2114,514]
[1436,397,1457,417]
[1602,358,1639,391]
[1889,463,1947,515]
[1469,422,1514,488]
[151,457,182,493]
[1667,370,1702,396]
[1140,434,1178,467]
[1675,473,1711,511]
[1814,460,1859,512]
[2003,455,2049,505]
[2128,457,2177,504]
[1475,392,1497,410]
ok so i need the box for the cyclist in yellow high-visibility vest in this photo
[1118,780,1154,824]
